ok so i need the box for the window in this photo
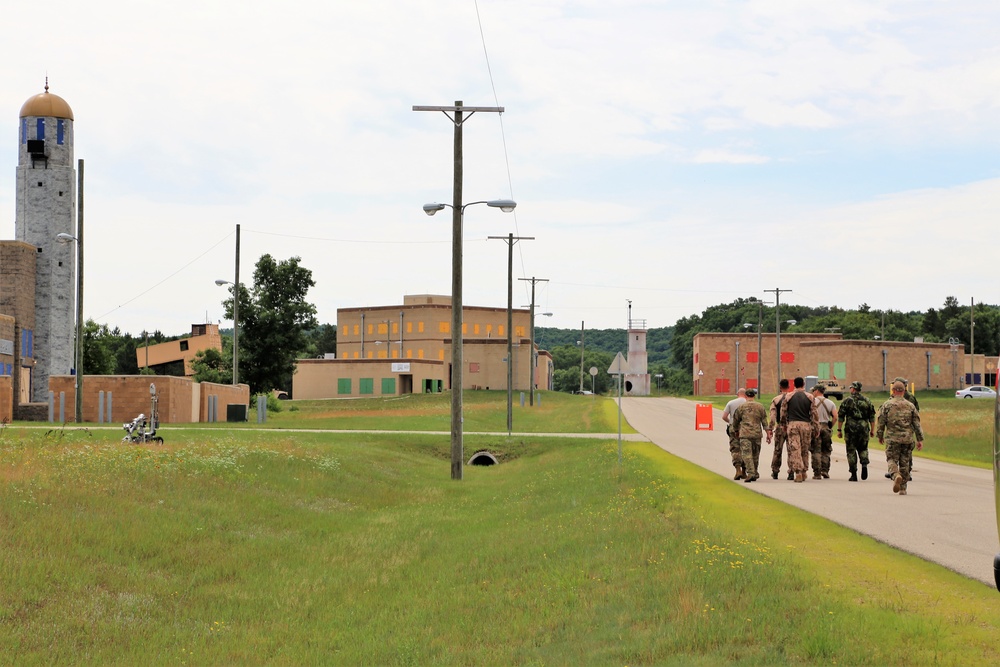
[377,323,388,335]
[406,322,413,333]
[715,378,731,394]
[469,363,480,373]
[746,379,758,389]
[381,378,396,394]
[746,352,758,363]
[780,352,795,364]
[36,118,45,140]
[338,378,352,395]
[418,321,424,333]
[367,324,374,335]
[817,363,830,380]
[715,352,730,362]
[353,324,359,335]
[515,326,526,338]
[359,378,374,395]
[833,362,847,379]
[180,340,189,351]
[439,321,449,333]
[438,350,445,360]
[57,119,65,145]
[462,323,467,335]
[498,325,504,337]
[473,324,480,334]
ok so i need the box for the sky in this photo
[1,0,999,336]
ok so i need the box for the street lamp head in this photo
[486,199,517,213]
[786,319,797,326]
[422,202,447,216]
[743,323,753,329]
[56,232,78,243]
[215,279,232,287]
[540,312,553,317]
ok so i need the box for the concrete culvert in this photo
[469,451,498,466]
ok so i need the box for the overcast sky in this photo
[2,1,998,336]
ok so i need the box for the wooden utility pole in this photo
[489,234,533,433]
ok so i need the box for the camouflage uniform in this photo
[876,395,924,494]
[768,392,789,478]
[781,385,819,481]
[838,388,875,480]
[723,395,747,477]
[886,377,919,479]
[810,389,836,478]
[732,398,769,481]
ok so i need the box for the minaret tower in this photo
[15,80,76,401]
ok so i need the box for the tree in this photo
[303,323,337,359]
[221,254,318,393]
[191,344,233,384]
[81,319,117,375]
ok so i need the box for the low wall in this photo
[198,382,251,421]
[0,375,11,424]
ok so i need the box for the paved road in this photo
[620,396,1000,588]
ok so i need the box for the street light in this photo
[215,278,239,385]
[56,232,83,423]
[422,198,516,479]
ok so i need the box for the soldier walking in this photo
[810,385,837,479]
[837,381,875,482]
[876,380,925,495]
[781,377,818,483]
[722,388,747,480]
[732,388,772,483]
[885,376,919,479]
[768,379,791,480]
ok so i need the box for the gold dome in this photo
[19,83,74,120]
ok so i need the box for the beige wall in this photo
[48,375,249,423]
[135,324,223,375]
[0,375,11,424]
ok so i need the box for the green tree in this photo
[81,319,116,375]
[303,323,337,359]
[221,255,318,393]
[191,344,233,384]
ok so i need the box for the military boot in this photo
[787,471,794,481]
[861,464,868,481]
[849,470,858,482]
[734,465,746,480]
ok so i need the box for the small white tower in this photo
[625,310,651,396]
[15,81,76,402]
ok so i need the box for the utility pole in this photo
[970,297,975,382]
[74,159,84,423]
[489,234,533,433]
[764,288,791,392]
[579,321,586,393]
[519,276,548,406]
[413,101,505,481]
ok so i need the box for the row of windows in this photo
[21,118,66,145]
[714,351,795,364]
[348,348,441,360]
[349,321,525,338]
[336,377,446,395]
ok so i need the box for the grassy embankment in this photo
[1,393,998,664]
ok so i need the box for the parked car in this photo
[956,385,997,399]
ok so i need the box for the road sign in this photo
[608,352,629,375]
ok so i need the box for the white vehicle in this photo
[956,385,997,399]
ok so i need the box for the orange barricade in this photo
[695,403,714,431]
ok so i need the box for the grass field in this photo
[2,394,998,664]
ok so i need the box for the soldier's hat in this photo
[893,376,908,384]
[850,381,862,391]
[812,385,826,395]
[745,388,757,397]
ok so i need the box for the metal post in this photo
[75,159,84,422]
[233,223,240,385]
[579,321,585,393]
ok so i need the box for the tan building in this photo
[293,294,554,399]
[135,323,223,376]
[693,332,983,396]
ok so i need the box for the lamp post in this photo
[56,229,83,423]
[422,198,516,479]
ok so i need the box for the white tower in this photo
[15,81,76,402]
[625,315,651,396]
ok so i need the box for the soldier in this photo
[768,379,792,480]
[885,376,919,479]
[722,388,747,480]
[732,389,771,483]
[876,380,925,495]
[810,385,837,479]
[837,381,876,482]
[781,377,818,483]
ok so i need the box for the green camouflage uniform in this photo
[876,396,924,491]
[768,394,789,476]
[838,392,875,474]
[732,400,769,480]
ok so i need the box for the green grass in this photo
[261,390,637,435]
[2,426,999,665]
[692,391,995,468]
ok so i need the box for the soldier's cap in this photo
[892,380,906,392]
[810,385,826,394]
[850,381,862,391]
[745,388,757,397]
[893,376,908,384]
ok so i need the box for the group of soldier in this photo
[722,375,924,495]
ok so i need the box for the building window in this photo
[469,363,480,373]
[833,362,847,379]
[817,363,830,380]
[780,352,795,364]
[381,378,396,394]
[474,324,480,335]
[439,321,449,333]
[418,321,424,333]
[406,322,413,333]
[498,325,504,337]
[353,324,359,335]
[746,352,758,363]
[515,326,525,338]
[180,340,189,351]
[57,120,65,145]
[338,378,352,395]
[36,118,45,140]
[715,352,730,362]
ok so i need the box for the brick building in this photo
[693,331,989,396]
[293,294,554,399]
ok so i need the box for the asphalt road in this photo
[619,396,1000,588]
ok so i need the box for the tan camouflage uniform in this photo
[732,399,770,481]
[781,383,819,482]
[810,391,836,478]
[876,394,924,494]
